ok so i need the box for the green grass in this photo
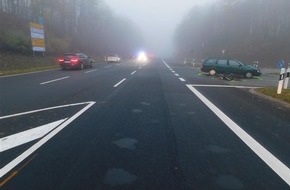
[256,87,290,104]
[0,52,104,76]
[0,52,59,76]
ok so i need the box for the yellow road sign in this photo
[31,38,45,47]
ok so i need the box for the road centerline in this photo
[179,78,186,82]
[40,76,69,85]
[85,69,97,74]
[114,78,126,88]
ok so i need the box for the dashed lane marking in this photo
[40,76,69,85]
[85,69,97,73]
[114,78,126,88]
[179,78,186,82]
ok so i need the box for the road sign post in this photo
[283,67,290,89]
[30,22,46,54]
[277,68,285,94]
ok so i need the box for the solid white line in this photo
[186,85,290,186]
[40,76,69,85]
[0,118,67,152]
[131,71,137,75]
[0,101,95,120]
[191,84,261,89]
[0,69,59,78]
[85,69,97,73]
[0,102,95,178]
[114,78,126,88]
[179,78,186,82]
[175,74,180,77]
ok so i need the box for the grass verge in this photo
[0,52,59,76]
[256,87,290,104]
[0,52,104,76]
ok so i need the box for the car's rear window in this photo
[64,54,77,58]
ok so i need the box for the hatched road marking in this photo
[0,101,95,179]
[0,118,67,152]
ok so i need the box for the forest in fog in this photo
[174,0,290,67]
[0,0,144,56]
[1,0,290,67]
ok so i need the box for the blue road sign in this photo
[278,60,285,69]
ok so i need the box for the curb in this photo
[249,88,290,109]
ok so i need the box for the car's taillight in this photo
[58,58,64,62]
[71,58,78,63]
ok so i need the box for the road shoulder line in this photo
[186,84,290,186]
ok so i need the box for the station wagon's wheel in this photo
[209,69,216,76]
[245,72,253,78]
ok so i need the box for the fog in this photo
[104,0,215,57]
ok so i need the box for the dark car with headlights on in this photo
[201,58,261,78]
[58,53,94,70]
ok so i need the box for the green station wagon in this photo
[201,58,262,78]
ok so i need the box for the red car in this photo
[58,53,94,70]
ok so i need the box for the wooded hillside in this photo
[174,0,290,67]
[0,0,144,57]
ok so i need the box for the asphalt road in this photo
[0,59,290,189]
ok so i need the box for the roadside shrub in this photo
[46,37,70,55]
[0,30,31,53]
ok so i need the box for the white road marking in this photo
[131,71,137,75]
[0,101,95,178]
[114,78,126,88]
[162,60,171,69]
[186,85,290,186]
[0,69,59,78]
[0,118,67,152]
[179,78,186,82]
[85,69,97,73]
[138,66,142,69]
[191,84,261,89]
[163,60,185,81]
[40,76,69,85]
[0,101,94,120]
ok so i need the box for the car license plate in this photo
[64,61,70,63]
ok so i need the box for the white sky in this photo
[104,0,215,57]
